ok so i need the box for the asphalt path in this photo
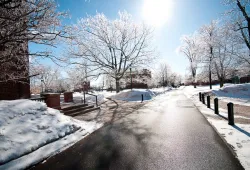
[30,90,243,170]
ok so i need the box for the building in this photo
[123,69,152,89]
[0,41,30,100]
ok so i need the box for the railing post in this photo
[83,91,86,104]
[202,93,205,104]
[214,98,219,114]
[207,96,210,108]
[227,102,234,125]
[141,94,144,102]
[199,92,202,101]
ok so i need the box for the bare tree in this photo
[213,24,239,87]
[67,65,88,91]
[224,0,250,49]
[223,0,250,65]
[179,34,201,88]
[158,63,171,86]
[65,11,155,93]
[0,0,68,82]
[39,66,60,92]
[199,21,218,89]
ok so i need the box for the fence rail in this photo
[83,92,98,106]
[30,97,46,103]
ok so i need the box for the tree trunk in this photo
[115,78,120,93]
[209,69,212,89]
[209,47,213,90]
[219,78,224,88]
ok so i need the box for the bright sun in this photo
[142,0,173,27]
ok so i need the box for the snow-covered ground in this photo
[183,84,220,98]
[73,91,116,104]
[0,100,102,170]
[183,83,250,106]
[72,87,171,103]
[112,87,171,102]
[183,86,250,170]
[212,83,250,106]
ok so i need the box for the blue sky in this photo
[31,0,229,76]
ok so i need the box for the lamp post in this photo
[130,67,132,90]
[41,78,44,94]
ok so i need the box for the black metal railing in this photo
[83,92,98,106]
[30,97,46,103]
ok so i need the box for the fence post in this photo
[227,103,234,125]
[202,93,205,104]
[207,96,210,108]
[141,94,144,102]
[214,98,219,114]
[199,92,202,101]
[83,91,86,104]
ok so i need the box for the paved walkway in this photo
[31,90,243,170]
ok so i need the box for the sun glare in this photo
[142,0,173,27]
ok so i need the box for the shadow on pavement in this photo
[31,98,154,170]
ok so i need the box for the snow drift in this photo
[0,99,101,169]
[112,87,171,102]
[73,92,105,104]
[212,83,250,100]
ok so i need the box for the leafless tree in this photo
[212,24,240,87]
[179,34,201,88]
[158,63,171,86]
[0,0,68,82]
[40,66,60,92]
[66,65,88,91]
[199,21,218,89]
[65,11,156,93]
[224,0,250,49]
[223,0,250,66]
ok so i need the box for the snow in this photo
[212,83,250,106]
[183,85,220,98]
[183,83,250,106]
[183,86,250,170]
[73,91,116,104]
[72,92,83,98]
[112,87,171,102]
[0,99,102,170]
[72,88,171,103]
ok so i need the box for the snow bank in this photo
[183,85,220,98]
[112,89,154,101]
[0,99,102,170]
[73,92,111,104]
[183,83,250,106]
[151,87,172,95]
[72,92,83,98]
[73,88,171,103]
[212,83,250,106]
[112,87,171,102]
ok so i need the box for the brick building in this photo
[0,42,30,100]
[123,69,152,89]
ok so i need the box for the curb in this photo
[182,92,241,162]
